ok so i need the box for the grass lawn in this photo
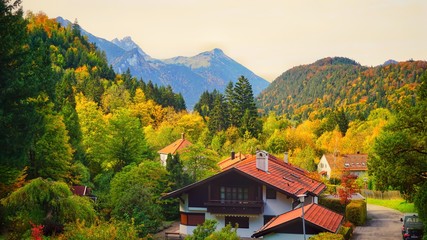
[367,198,416,213]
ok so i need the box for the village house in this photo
[71,185,97,201]
[157,133,192,166]
[162,150,343,239]
[317,153,368,179]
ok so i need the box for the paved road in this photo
[353,204,403,240]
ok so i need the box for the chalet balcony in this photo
[205,200,264,214]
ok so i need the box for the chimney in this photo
[181,132,185,139]
[284,152,289,163]
[256,150,269,172]
[231,151,235,160]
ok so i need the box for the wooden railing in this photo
[205,200,264,214]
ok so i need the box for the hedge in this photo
[309,232,344,240]
[338,226,353,240]
[319,198,346,214]
[345,200,367,226]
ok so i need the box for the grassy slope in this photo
[367,198,416,213]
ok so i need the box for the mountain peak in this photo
[383,59,398,66]
[112,36,148,57]
[211,48,224,55]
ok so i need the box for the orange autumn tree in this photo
[338,171,359,205]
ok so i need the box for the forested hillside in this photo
[257,57,427,120]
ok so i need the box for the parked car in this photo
[401,213,423,239]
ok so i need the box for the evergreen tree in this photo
[166,153,190,190]
[335,108,349,136]
[27,96,73,181]
[0,0,51,186]
[224,81,239,127]
[234,76,260,137]
[208,94,229,133]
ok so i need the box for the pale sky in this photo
[23,0,427,81]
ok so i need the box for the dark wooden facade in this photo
[187,171,264,214]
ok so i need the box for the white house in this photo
[163,150,343,238]
[157,133,192,166]
[318,153,368,179]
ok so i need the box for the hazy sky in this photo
[23,0,427,81]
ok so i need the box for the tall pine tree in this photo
[208,94,229,133]
[233,76,261,137]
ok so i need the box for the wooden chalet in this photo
[157,133,192,166]
[162,150,340,238]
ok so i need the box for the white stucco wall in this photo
[160,153,168,166]
[206,212,264,238]
[317,155,332,179]
[263,186,293,215]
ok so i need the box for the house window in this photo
[220,186,248,201]
[225,216,249,228]
[180,212,205,226]
[266,187,276,199]
[263,215,276,225]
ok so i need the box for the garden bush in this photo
[345,200,367,225]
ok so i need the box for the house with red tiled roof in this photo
[218,151,252,170]
[162,150,340,238]
[252,203,343,239]
[318,153,368,179]
[71,185,97,201]
[157,133,192,166]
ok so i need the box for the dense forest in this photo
[0,1,426,239]
[257,56,427,121]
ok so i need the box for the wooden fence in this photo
[361,189,401,199]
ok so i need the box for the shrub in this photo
[185,220,217,240]
[345,200,367,225]
[319,197,346,214]
[309,232,344,240]
[206,223,239,240]
[338,226,353,240]
[57,219,140,240]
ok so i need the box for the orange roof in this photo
[325,153,368,171]
[163,152,325,199]
[252,203,343,238]
[157,137,192,155]
[233,154,325,196]
[218,152,252,170]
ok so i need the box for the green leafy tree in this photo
[414,181,427,240]
[206,223,239,240]
[266,129,287,154]
[181,143,219,181]
[27,96,73,181]
[110,161,168,236]
[185,219,217,240]
[60,219,140,240]
[107,108,153,172]
[1,178,96,237]
[293,146,317,171]
[368,73,427,201]
[75,93,109,177]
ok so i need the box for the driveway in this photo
[353,204,403,240]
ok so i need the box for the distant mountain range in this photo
[257,57,427,120]
[56,17,269,109]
